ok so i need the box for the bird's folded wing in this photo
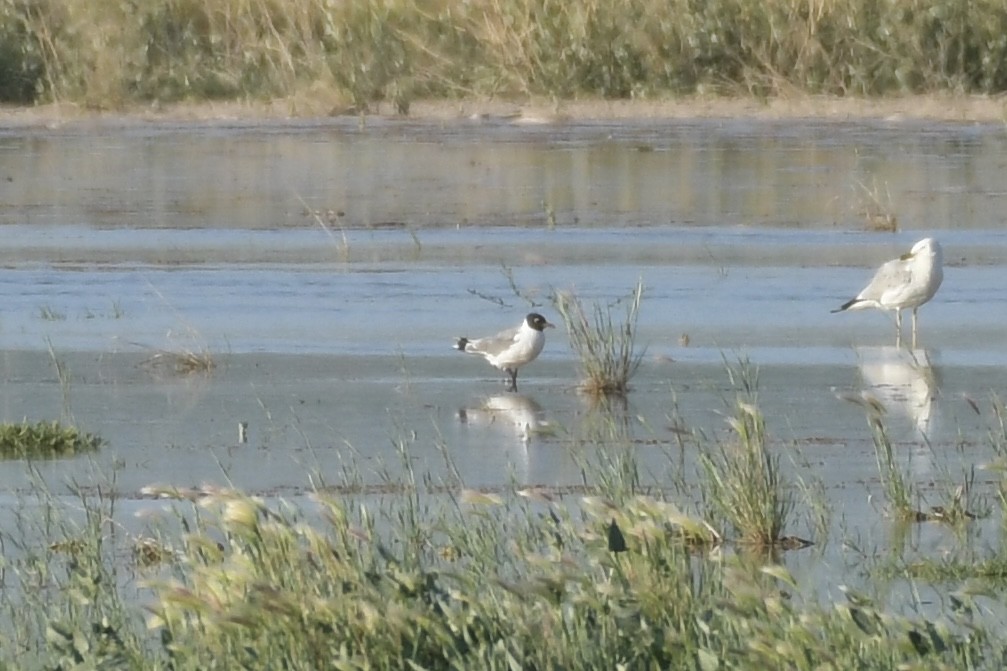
[468,327,520,356]
[860,259,911,301]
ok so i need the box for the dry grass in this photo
[2,0,1007,111]
[134,328,216,376]
[855,177,899,232]
[139,348,215,375]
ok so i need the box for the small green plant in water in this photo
[38,305,66,321]
[0,420,102,459]
[702,401,793,547]
[867,409,920,521]
[554,278,644,396]
[700,362,794,547]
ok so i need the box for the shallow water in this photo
[2,116,1007,609]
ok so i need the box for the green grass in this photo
[839,389,927,521]
[37,305,65,321]
[870,410,921,521]
[699,362,795,548]
[554,279,644,396]
[0,420,101,458]
[877,553,1007,583]
[1,0,1006,108]
[4,475,988,670]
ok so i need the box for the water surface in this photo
[1,116,1007,608]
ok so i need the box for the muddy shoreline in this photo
[1,93,1004,128]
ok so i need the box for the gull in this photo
[832,237,943,348]
[454,313,555,391]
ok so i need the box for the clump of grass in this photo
[46,338,73,419]
[837,389,921,520]
[135,325,215,376]
[582,494,723,552]
[132,537,175,568]
[701,398,794,547]
[133,480,989,669]
[855,177,898,232]
[38,305,66,321]
[985,393,1007,459]
[139,346,215,375]
[847,390,984,525]
[924,463,984,526]
[867,409,920,522]
[554,278,644,396]
[0,420,101,459]
[885,555,1007,582]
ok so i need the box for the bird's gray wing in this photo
[467,326,520,357]
[857,257,912,302]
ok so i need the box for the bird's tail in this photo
[453,337,469,351]
[831,298,860,313]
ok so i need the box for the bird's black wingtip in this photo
[453,337,468,351]
[832,298,859,313]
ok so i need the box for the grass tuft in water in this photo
[868,412,919,521]
[554,278,644,396]
[702,401,793,547]
[0,420,102,459]
[37,305,66,321]
[140,347,215,375]
[136,327,216,375]
[855,176,898,232]
[700,360,794,547]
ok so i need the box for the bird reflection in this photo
[856,346,939,436]
[457,393,549,444]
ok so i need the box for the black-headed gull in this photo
[454,313,555,391]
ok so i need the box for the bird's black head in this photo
[526,313,555,331]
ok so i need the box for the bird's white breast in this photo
[488,326,545,370]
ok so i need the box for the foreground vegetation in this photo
[1,377,1005,669]
[1,0,1006,111]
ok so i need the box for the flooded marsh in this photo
[3,114,1007,663]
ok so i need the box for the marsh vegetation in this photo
[0,334,996,668]
[0,420,101,458]
[1,0,1006,110]
[1,379,1005,669]
[554,279,645,396]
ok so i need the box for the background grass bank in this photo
[1,0,1006,112]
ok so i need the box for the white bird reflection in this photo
[457,393,550,445]
[856,346,939,436]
